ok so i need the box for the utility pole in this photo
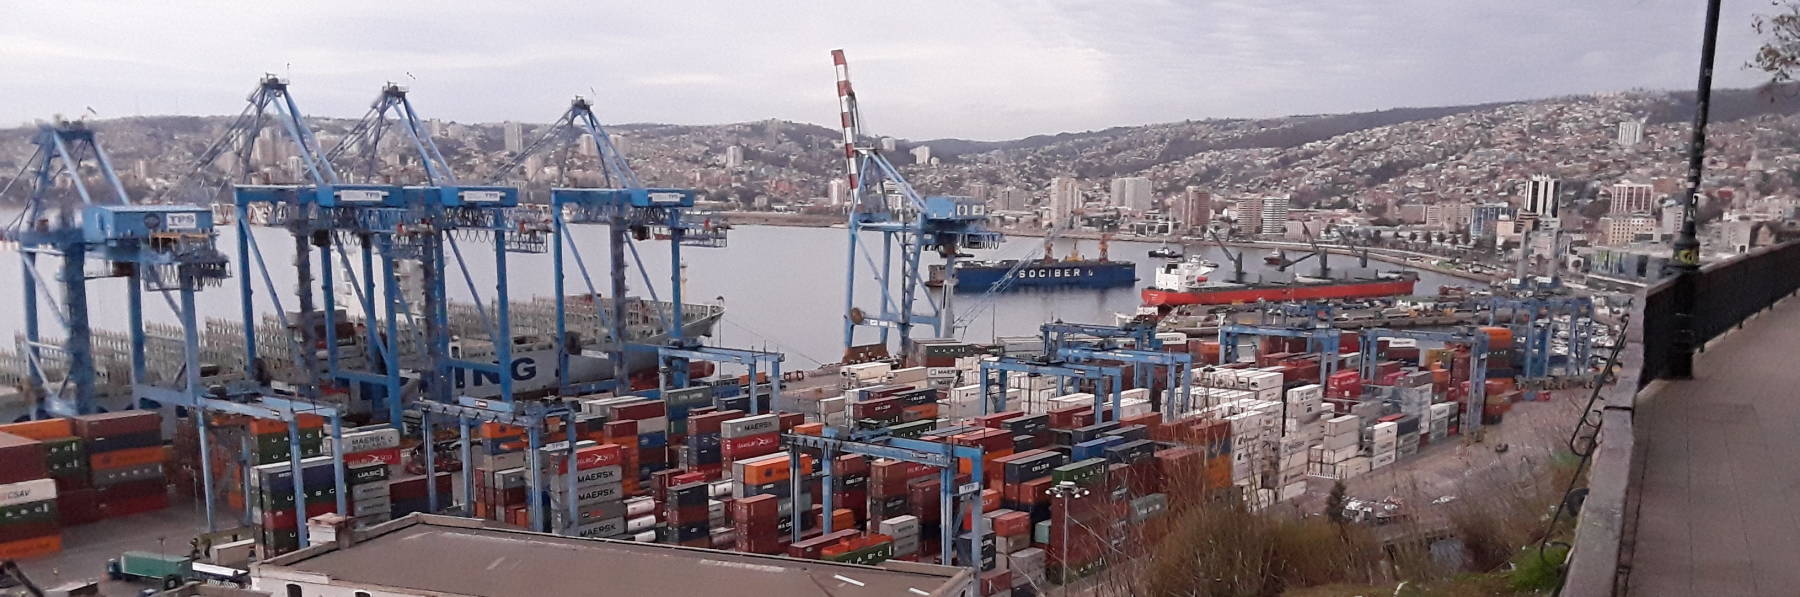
[1667,0,1721,379]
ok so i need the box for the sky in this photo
[0,0,1780,140]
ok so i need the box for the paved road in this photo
[12,501,211,595]
[1625,296,1800,596]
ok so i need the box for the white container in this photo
[843,362,892,382]
[0,478,58,508]
[888,366,928,385]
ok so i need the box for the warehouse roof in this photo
[256,514,972,597]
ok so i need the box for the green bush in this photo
[1508,544,1569,591]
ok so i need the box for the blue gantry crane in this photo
[783,429,987,567]
[1216,324,1342,386]
[1356,327,1490,434]
[497,98,775,413]
[1485,296,1594,379]
[320,83,576,530]
[830,49,1001,364]
[7,117,356,544]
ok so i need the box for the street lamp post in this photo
[1046,480,1091,593]
[1668,0,1723,379]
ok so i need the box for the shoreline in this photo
[724,211,1497,283]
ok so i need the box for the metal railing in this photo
[1564,239,1800,597]
[1637,240,1800,383]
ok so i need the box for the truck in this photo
[106,552,190,590]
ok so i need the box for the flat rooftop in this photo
[258,515,970,597]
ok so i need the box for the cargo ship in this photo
[1142,257,1417,307]
[928,237,1135,292]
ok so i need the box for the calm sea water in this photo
[0,221,1472,369]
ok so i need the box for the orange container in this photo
[792,423,825,436]
[0,419,72,441]
[245,415,326,435]
[831,508,856,530]
[90,446,165,471]
[480,422,525,439]
[0,534,61,560]
[1477,326,1514,348]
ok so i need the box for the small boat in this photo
[1148,242,1183,259]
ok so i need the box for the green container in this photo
[256,430,323,454]
[44,437,84,464]
[48,459,89,478]
[119,551,193,581]
[828,541,895,566]
[1051,458,1106,486]
[0,500,57,525]
[253,441,323,466]
[888,419,937,439]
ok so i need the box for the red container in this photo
[979,569,1013,596]
[722,433,780,461]
[71,411,159,438]
[57,488,101,525]
[100,492,170,518]
[0,433,47,485]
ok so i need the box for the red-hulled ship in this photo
[1141,257,1418,307]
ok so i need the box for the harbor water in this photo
[0,221,1476,369]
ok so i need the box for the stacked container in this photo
[661,481,710,547]
[345,461,391,526]
[546,441,626,538]
[1043,458,1108,585]
[721,414,780,471]
[250,456,338,555]
[1368,422,1399,470]
[0,433,59,559]
[72,412,167,519]
[0,420,92,526]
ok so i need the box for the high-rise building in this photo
[1617,119,1644,147]
[1109,177,1153,212]
[725,145,745,169]
[253,127,286,168]
[910,145,932,165]
[1177,186,1212,232]
[503,121,524,153]
[1048,177,1081,228]
[523,154,545,182]
[1610,181,1654,215]
[996,187,1030,212]
[1258,195,1290,235]
[1660,202,1685,237]
[828,178,849,207]
[1601,215,1658,246]
[1525,175,1561,223]
[879,137,898,152]
[1233,197,1263,234]
[1470,202,1513,238]
[578,134,599,159]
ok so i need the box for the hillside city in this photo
[3,86,1797,287]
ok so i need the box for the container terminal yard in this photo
[0,52,1612,597]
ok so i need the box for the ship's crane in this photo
[1207,229,1248,284]
[831,49,1001,364]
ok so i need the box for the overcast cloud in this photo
[0,0,1776,139]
